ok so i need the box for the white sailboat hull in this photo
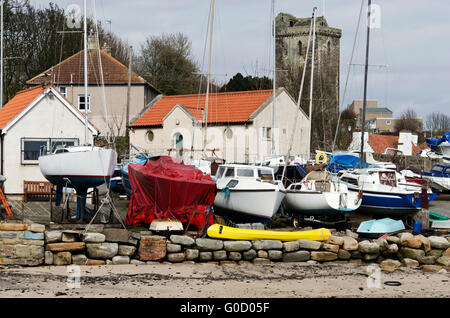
[284,190,361,213]
[39,147,117,189]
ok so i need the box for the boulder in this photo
[283,241,299,253]
[282,250,310,262]
[399,247,425,261]
[224,240,252,252]
[297,239,322,250]
[436,256,450,267]
[166,253,185,263]
[322,243,339,253]
[228,252,242,261]
[45,231,62,243]
[118,245,137,257]
[252,240,283,250]
[327,235,344,246]
[386,236,400,244]
[62,231,79,242]
[429,236,450,250]
[422,265,443,273]
[199,251,213,262]
[415,235,431,252]
[383,243,399,255]
[243,249,257,260]
[345,229,359,239]
[87,259,106,265]
[82,232,106,243]
[45,242,85,252]
[102,229,130,243]
[72,254,88,265]
[185,249,199,261]
[401,258,419,268]
[213,250,227,261]
[53,252,71,266]
[337,249,351,260]
[196,238,224,251]
[166,244,182,253]
[399,232,414,244]
[443,248,450,257]
[358,241,380,254]
[401,236,422,249]
[311,251,338,262]
[268,250,283,260]
[363,253,379,261]
[342,236,359,251]
[257,250,269,258]
[169,235,195,246]
[380,259,402,272]
[86,243,118,259]
[418,255,436,265]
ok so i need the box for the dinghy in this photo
[207,224,331,241]
[357,218,405,237]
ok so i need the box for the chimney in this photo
[101,43,112,55]
[87,34,98,50]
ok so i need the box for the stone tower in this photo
[275,12,341,110]
[275,12,342,151]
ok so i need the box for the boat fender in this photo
[222,186,230,196]
[315,152,328,164]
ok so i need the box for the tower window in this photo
[298,41,302,56]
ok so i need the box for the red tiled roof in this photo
[0,84,97,132]
[26,49,157,89]
[132,90,274,127]
[368,134,420,155]
[0,85,46,129]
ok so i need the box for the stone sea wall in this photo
[1,222,449,273]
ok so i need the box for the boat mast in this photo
[203,0,215,152]
[271,0,276,157]
[307,7,317,161]
[360,0,371,167]
[83,0,89,145]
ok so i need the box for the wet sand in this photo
[0,262,448,298]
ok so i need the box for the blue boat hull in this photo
[46,176,110,190]
[352,189,437,215]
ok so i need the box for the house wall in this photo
[1,94,95,194]
[59,84,149,137]
[129,90,310,164]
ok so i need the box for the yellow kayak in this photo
[206,224,331,242]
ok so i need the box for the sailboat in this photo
[39,0,117,220]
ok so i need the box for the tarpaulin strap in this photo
[222,186,230,196]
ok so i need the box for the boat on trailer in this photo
[338,168,437,216]
[283,171,362,227]
[213,164,286,223]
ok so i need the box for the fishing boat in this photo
[38,0,117,219]
[338,168,437,215]
[213,164,286,223]
[283,171,362,226]
[421,163,450,191]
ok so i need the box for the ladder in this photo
[0,188,14,219]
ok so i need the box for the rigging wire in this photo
[331,0,365,152]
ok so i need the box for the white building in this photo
[0,85,97,194]
[129,88,310,164]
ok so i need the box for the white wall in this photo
[129,89,310,163]
[2,93,95,194]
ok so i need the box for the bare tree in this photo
[425,111,450,134]
[394,108,422,134]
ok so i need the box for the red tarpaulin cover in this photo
[125,156,216,229]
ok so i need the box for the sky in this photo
[29,0,450,121]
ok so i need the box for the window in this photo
[216,166,226,179]
[263,127,272,140]
[146,130,154,142]
[298,41,302,56]
[258,169,273,181]
[236,169,254,177]
[386,120,391,125]
[59,86,67,97]
[78,94,90,111]
[225,168,235,177]
[21,138,78,164]
[22,139,47,163]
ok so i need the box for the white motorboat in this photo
[213,164,286,222]
[338,168,437,215]
[421,163,450,191]
[283,171,362,214]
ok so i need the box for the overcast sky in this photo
[30,0,450,120]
